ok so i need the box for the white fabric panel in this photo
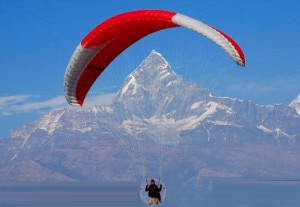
[172,13,244,66]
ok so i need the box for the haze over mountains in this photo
[1,50,299,206]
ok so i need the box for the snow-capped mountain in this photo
[8,50,300,145]
[1,50,300,206]
[112,50,300,145]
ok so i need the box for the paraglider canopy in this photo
[64,9,245,106]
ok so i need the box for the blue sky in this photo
[0,0,299,138]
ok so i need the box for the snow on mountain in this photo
[289,94,300,115]
[36,109,65,134]
[115,50,176,99]
[11,109,67,147]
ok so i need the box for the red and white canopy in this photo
[64,10,245,106]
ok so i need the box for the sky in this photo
[0,0,300,138]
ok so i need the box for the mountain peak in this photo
[147,49,165,61]
[115,50,177,99]
[112,50,212,120]
[139,49,175,75]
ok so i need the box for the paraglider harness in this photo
[145,178,162,205]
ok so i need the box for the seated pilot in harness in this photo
[145,179,162,205]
